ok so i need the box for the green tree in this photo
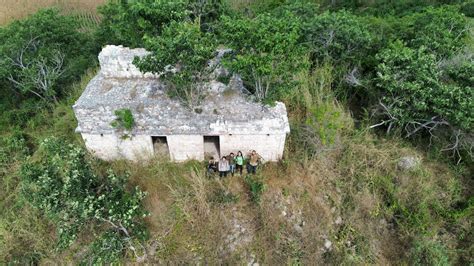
[97,0,230,48]
[405,6,468,59]
[135,21,217,109]
[375,41,473,131]
[96,0,190,48]
[20,137,148,262]
[0,9,96,103]
[303,10,374,64]
[374,41,473,159]
[218,12,307,101]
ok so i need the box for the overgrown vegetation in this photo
[21,137,148,263]
[244,174,265,204]
[111,108,135,139]
[1,0,472,264]
[135,21,217,109]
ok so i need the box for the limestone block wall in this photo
[219,134,286,161]
[98,45,158,79]
[82,133,153,161]
[81,133,286,162]
[167,135,204,161]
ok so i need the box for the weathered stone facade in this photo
[73,45,290,162]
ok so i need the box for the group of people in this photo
[207,150,262,177]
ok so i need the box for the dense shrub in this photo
[324,0,465,15]
[303,10,374,65]
[218,12,307,101]
[244,175,265,204]
[20,138,148,262]
[375,41,473,132]
[446,60,474,88]
[460,1,474,17]
[136,21,217,109]
[404,6,468,59]
[0,9,96,103]
[97,0,230,48]
[96,0,189,48]
[111,108,135,135]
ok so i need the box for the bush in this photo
[403,6,468,59]
[218,12,307,101]
[209,187,239,204]
[446,60,474,88]
[460,1,474,17]
[20,137,148,262]
[375,41,473,132]
[111,108,135,131]
[244,175,265,204]
[136,21,217,109]
[303,10,374,64]
[97,0,230,48]
[0,9,96,103]
[96,0,189,48]
[409,237,450,265]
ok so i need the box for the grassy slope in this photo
[1,4,473,264]
[2,66,471,264]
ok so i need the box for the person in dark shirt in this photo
[227,152,236,176]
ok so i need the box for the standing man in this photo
[248,150,262,175]
[228,152,236,176]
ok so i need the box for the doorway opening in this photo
[152,136,169,158]
[203,136,220,159]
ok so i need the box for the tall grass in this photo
[0,0,107,25]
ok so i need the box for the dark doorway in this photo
[152,136,169,158]
[203,136,220,159]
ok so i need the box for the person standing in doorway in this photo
[218,156,229,178]
[248,150,262,175]
[235,151,244,176]
[228,152,236,176]
[207,156,217,176]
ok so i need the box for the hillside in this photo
[0,0,473,264]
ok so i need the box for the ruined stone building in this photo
[73,45,290,162]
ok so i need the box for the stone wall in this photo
[82,133,286,162]
[98,45,158,79]
[219,134,286,161]
[82,133,153,161]
[75,45,290,163]
[167,135,204,161]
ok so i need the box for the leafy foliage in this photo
[375,41,473,131]
[461,1,474,17]
[111,108,135,131]
[0,9,96,103]
[20,138,148,262]
[445,59,474,88]
[323,0,465,16]
[404,6,468,59]
[303,10,373,64]
[218,12,307,101]
[136,21,217,109]
[96,0,189,48]
[97,0,230,48]
[1,1,473,264]
[209,187,239,204]
[244,175,265,204]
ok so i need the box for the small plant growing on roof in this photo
[111,108,134,139]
